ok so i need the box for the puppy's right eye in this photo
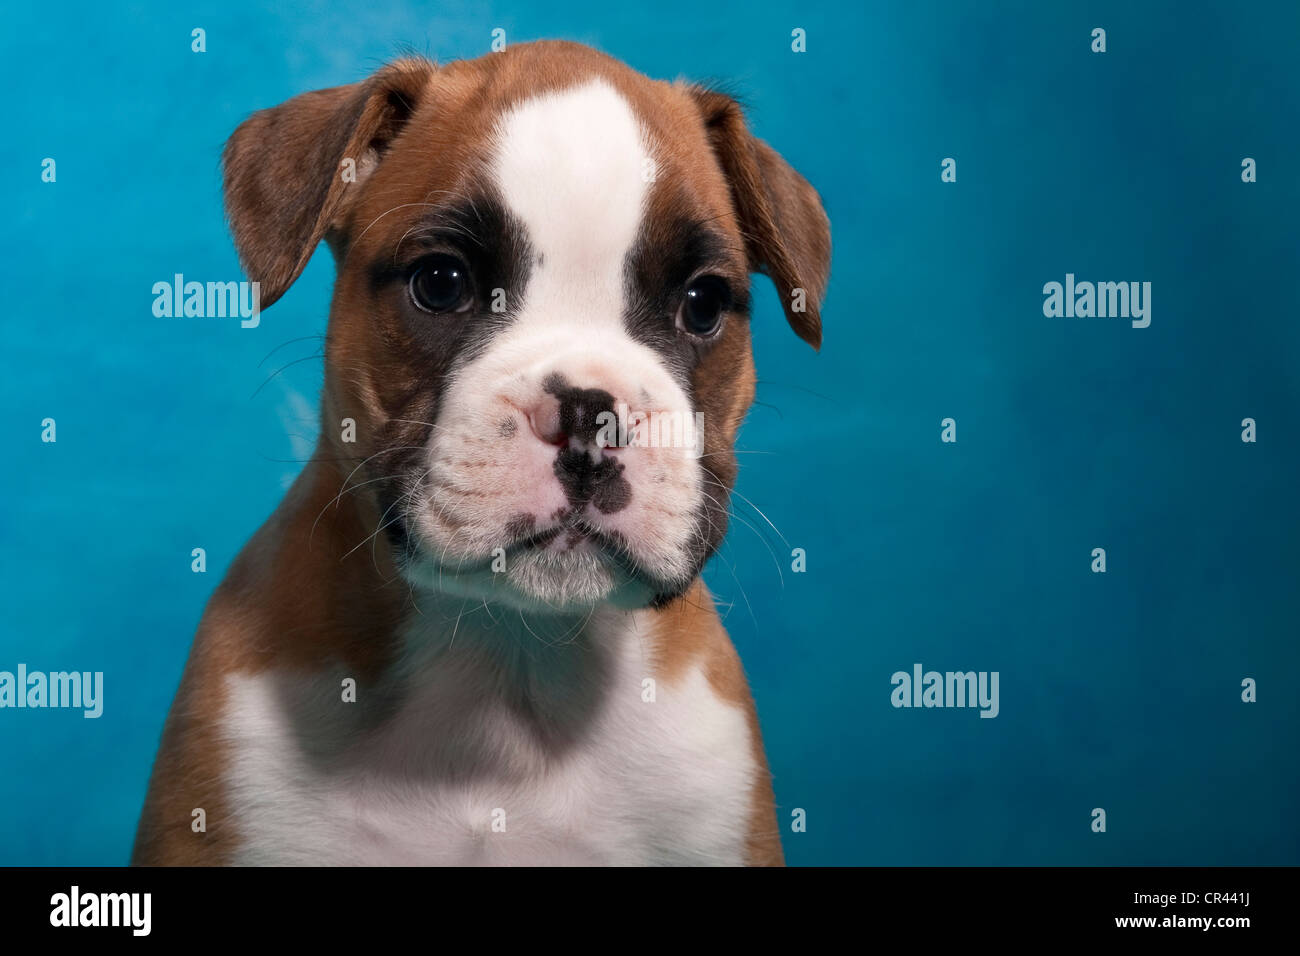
[409,254,474,313]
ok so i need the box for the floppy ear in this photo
[222,58,435,308]
[688,88,831,349]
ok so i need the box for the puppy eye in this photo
[677,275,732,337]
[409,254,474,314]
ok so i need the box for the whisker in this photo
[258,334,326,369]
[252,351,324,399]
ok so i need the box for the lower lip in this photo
[543,530,598,554]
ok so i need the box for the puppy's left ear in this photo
[688,88,831,349]
[222,58,435,308]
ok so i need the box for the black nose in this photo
[554,445,630,513]
[538,374,618,447]
[544,375,630,513]
[548,378,616,446]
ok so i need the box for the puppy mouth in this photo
[504,517,641,584]
[510,518,616,557]
[403,510,677,610]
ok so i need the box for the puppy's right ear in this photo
[222,58,434,308]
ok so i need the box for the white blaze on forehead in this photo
[490,80,654,321]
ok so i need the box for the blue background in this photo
[2,0,1297,866]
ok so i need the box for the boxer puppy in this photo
[133,39,830,866]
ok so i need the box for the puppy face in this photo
[223,41,830,611]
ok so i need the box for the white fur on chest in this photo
[218,609,757,865]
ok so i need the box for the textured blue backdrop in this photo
[2,0,1297,865]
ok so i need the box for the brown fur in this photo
[650,580,785,865]
[132,460,407,864]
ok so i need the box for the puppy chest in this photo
[219,665,756,865]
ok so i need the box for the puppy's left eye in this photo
[409,254,474,314]
[677,275,732,337]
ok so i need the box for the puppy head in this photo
[223,41,830,611]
